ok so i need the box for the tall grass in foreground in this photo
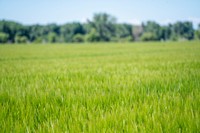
[0,41,200,132]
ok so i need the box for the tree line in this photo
[0,13,200,44]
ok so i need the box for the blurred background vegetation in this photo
[0,13,200,44]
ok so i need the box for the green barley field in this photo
[0,41,200,132]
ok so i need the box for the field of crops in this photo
[0,41,200,132]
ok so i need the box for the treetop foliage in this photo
[0,13,199,44]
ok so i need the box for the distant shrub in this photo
[140,32,157,41]
[72,34,85,42]
[14,35,28,43]
[0,32,9,43]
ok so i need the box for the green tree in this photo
[72,34,85,42]
[88,13,116,41]
[194,23,200,40]
[14,35,28,43]
[114,23,133,41]
[0,20,27,42]
[159,26,171,41]
[0,16,197,43]
[47,32,57,43]
[140,32,157,41]
[86,28,100,42]
[142,21,162,40]
[194,31,200,40]
[0,32,9,43]
[28,25,43,42]
[171,21,194,40]
[60,22,85,42]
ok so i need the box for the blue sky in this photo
[0,0,200,27]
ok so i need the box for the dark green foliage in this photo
[114,23,133,41]
[0,13,197,44]
[159,26,171,41]
[88,13,116,41]
[0,20,28,43]
[60,22,85,42]
[142,21,164,41]
[171,21,194,40]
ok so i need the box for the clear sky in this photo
[0,0,200,27]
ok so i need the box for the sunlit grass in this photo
[0,41,200,132]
